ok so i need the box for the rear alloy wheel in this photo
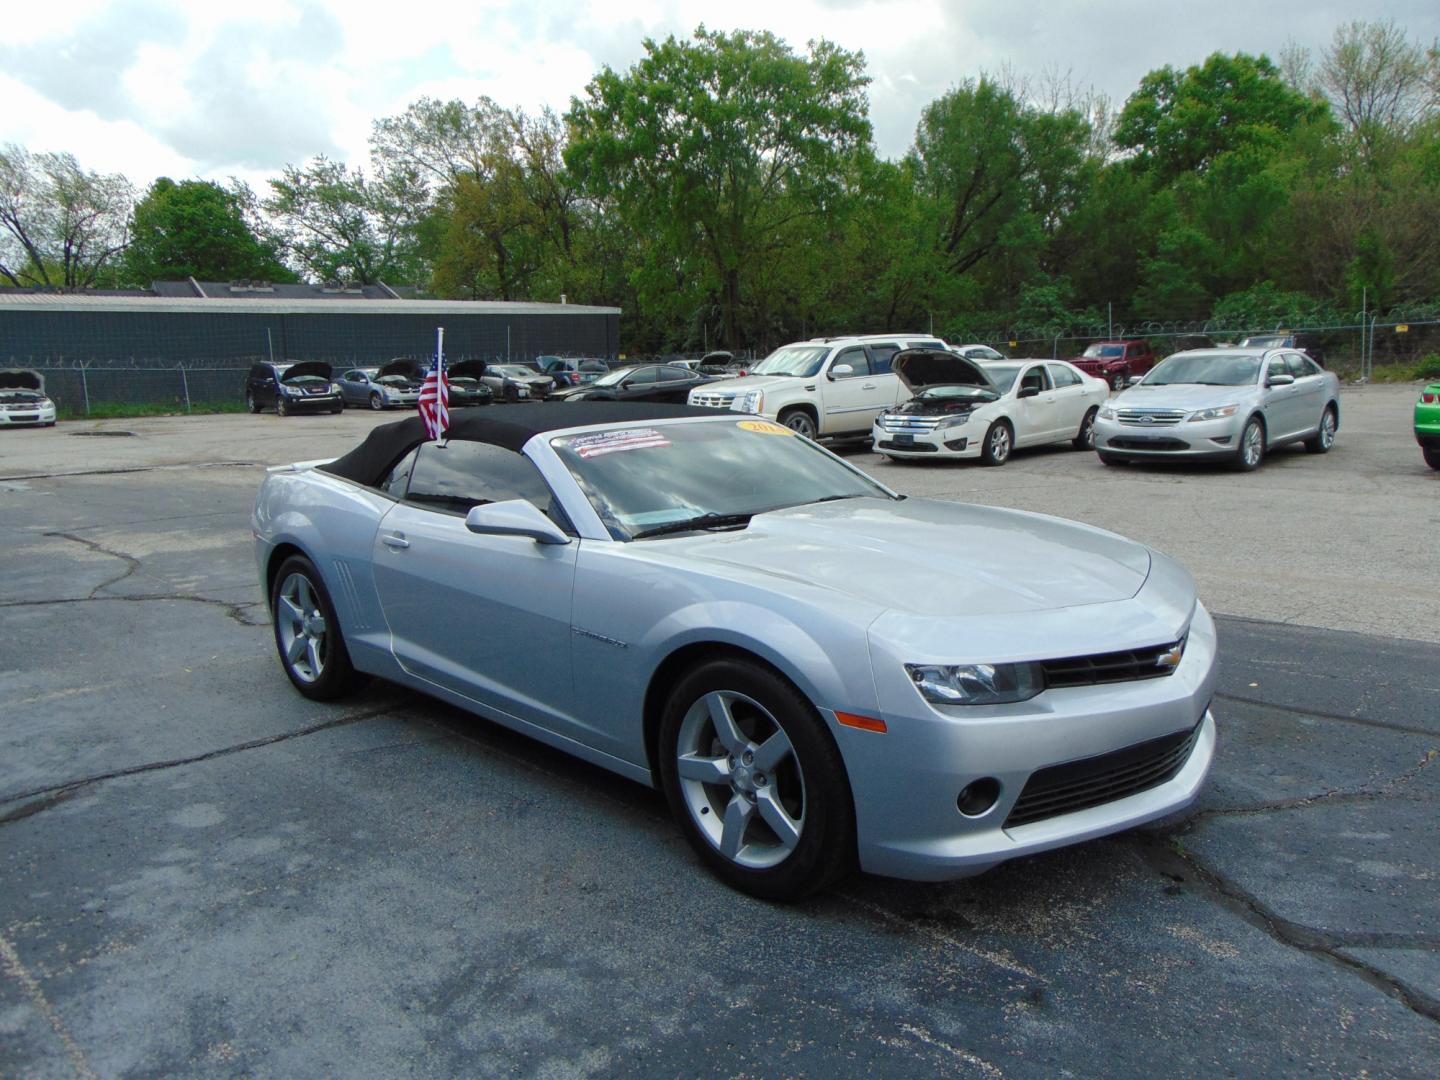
[1304,406,1337,454]
[369,392,385,411]
[1073,406,1099,450]
[271,555,363,701]
[1235,416,1265,471]
[980,419,1012,466]
[659,660,855,901]
[778,409,817,439]
[245,390,260,414]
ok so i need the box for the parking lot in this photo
[2,384,1437,1077]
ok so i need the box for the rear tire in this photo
[980,419,1013,466]
[1304,405,1337,454]
[270,555,365,701]
[658,659,856,901]
[245,390,260,414]
[1423,447,1440,470]
[1072,406,1099,450]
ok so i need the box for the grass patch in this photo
[58,400,249,421]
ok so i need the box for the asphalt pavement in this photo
[1,389,1436,1077]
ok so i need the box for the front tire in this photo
[1423,447,1440,470]
[369,392,385,411]
[1235,416,1266,471]
[980,419,1013,466]
[1073,406,1099,450]
[658,659,855,901]
[778,408,817,440]
[276,395,289,417]
[1304,405,1337,454]
[270,555,363,701]
[1111,370,1128,391]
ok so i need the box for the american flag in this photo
[418,351,448,440]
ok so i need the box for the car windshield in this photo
[551,419,894,540]
[982,363,1024,394]
[751,345,830,378]
[1143,353,1262,386]
[1082,344,1124,359]
[592,367,636,387]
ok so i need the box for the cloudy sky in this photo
[3,0,1437,193]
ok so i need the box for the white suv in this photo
[687,334,948,438]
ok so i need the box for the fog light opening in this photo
[956,778,1001,817]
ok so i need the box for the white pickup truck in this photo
[686,334,949,438]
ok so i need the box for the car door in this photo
[256,365,279,409]
[370,441,581,736]
[1013,364,1060,444]
[1262,355,1306,438]
[1285,352,1326,435]
[653,365,700,402]
[1045,363,1091,442]
[616,366,660,400]
[338,370,361,406]
[822,346,888,433]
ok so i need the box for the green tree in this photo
[566,26,872,348]
[1114,53,1328,182]
[0,144,134,287]
[124,178,292,284]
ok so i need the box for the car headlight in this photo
[1098,403,1117,420]
[1187,405,1238,422]
[936,412,971,429]
[330,382,342,394]
[905,662,1044,706]
[730,389,764,414]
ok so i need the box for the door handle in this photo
[381,533,410,550]
[862,382,877,390]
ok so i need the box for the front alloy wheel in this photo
[369,392,385,411]
[270,555,362,700]
[980,420,1012,466]
[779,409,817,439]
[659,660,854,900]
[1236,416,1265,471]
[276,395,289,417]
[1305,406,1337,454]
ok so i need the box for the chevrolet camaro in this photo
[253,403,1217,899]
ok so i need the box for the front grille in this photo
[1041,637,1185,688]
[1005,722,1202,828]
[877,439,937,452]
[1116,408,1185,426]
[1108,437,1189,451]
[877,414,945,433]
[690,392,736,408]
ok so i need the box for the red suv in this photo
[1070,340,1156,390]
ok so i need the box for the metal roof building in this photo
[0,287,621,369]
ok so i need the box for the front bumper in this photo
[1094,414,1240,460]
[280,392,342,412]
[0,403,57,426]
[871,420,981,458]
[839,600,1218,881]
[1415,402,1440,448]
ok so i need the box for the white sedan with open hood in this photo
[0,369,58,427]
[873,350,1108,465]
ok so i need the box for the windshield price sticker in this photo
[737,420,792,435]
[567,428,672,459]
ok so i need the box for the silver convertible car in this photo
[253,404,1218,899]
[1093,347,1340,470]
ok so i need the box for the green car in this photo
[1419,383,1440,470]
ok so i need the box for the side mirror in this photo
[829,364,854,379]
[465,500,571,545]
[1126,376,1144,387]
[1267,374,1295,387]
[1018,385,1040,399]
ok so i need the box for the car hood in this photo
[378,358,423,380]
[281,361,332,382]
[1116,384,1255,409]
[450,360,487,379]
[692,374,803,395]
[892,349,994,396]
[647,497,1151,617]
[0,368,44,392]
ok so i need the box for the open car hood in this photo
[281,361,332,382]
[892,348,994,397]
[0,368,44,392]
[378,358,423,380]
[449,360,487,379]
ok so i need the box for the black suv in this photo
[1238,332,1326,367]
[245,361,343,416]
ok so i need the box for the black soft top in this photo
[318,402,718,485]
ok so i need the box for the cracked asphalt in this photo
[1,387,1437,1078]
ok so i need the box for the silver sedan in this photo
[253,406,1217,900]
[1093,348,1340,470]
